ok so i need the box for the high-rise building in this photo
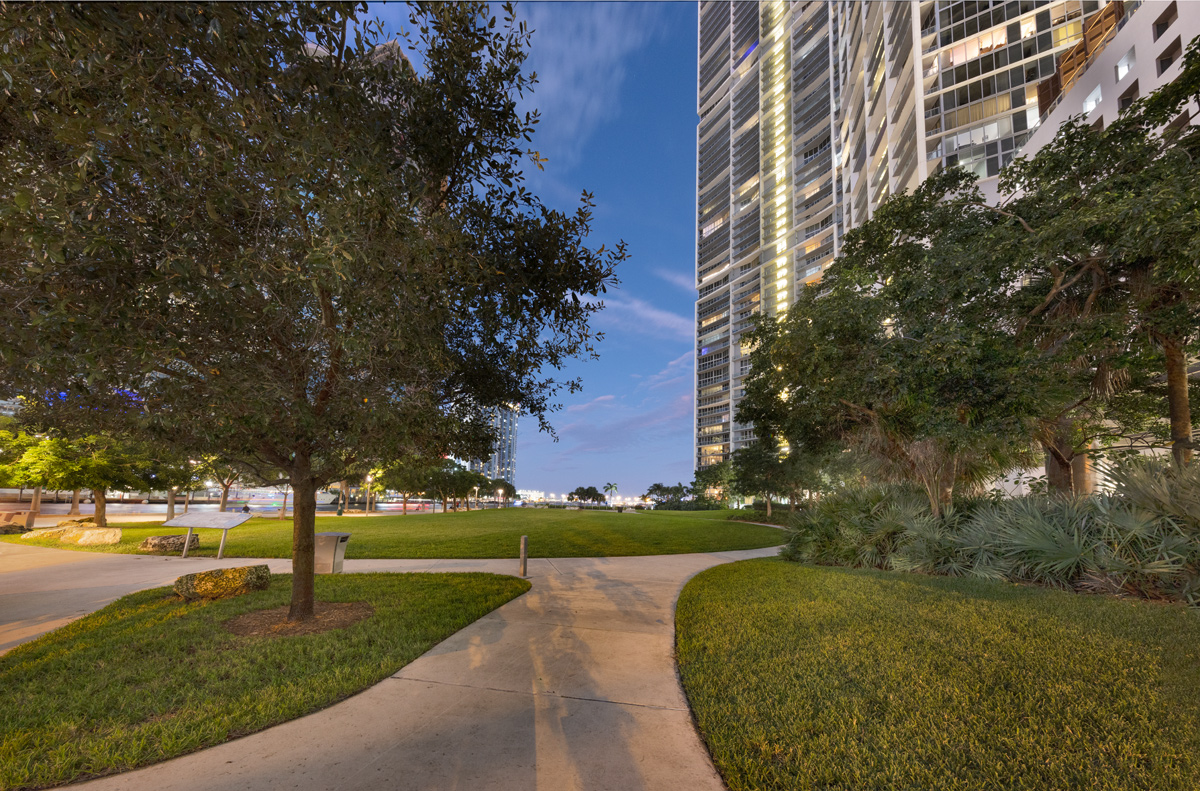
[468,406,518,486]
[694,0,1145,470]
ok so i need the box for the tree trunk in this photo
[219,483,231,512]
[93,488,108,527]
[1042,414,1079,495]
[442,496,448,513]
[69,489,81,516]
[183,490,191,513]
[31,485,42,513]
[288,473,317,623]
[402,493,409,514]
[1164,338,1193,466]
[1072,448,1095,495]
[166,489,176,522]
[278,485,289,519]
[765,495,772,518]
[17,486,22,503]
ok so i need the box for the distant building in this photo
[517,489,545,501]
[469,406,518,486]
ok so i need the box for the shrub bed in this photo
[782,460,1200,605]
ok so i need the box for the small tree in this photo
[381,456,440,515]
[491,478,516,505]
[16,435,147,526]
[732,442,787,518]
[427,460,466,514]
[195,456,245,513]
[144,451,198,521]
[692,462,734,506]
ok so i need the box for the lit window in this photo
[1082,84,1102,115]
[1115,47,1135,81]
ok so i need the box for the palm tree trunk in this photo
[1164,338,1193,465]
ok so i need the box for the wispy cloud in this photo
[654,268,695,292]
[566,394,616,413]
[516,3,666,169]
[553,392,692,458]
[644,350,693,391]
[599,296,692,341]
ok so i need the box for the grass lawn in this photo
[0,572,528,789]
[2,508,782,559]
[676,559,1200,791]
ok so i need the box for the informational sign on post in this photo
[162,512,253,559]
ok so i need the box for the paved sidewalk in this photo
[2,542,781,790]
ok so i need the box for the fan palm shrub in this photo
[782,457,1200,606]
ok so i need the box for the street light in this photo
[365,474,373,514]
[496,488,503,508]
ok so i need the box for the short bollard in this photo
[519,535,528,578]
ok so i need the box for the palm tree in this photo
[603,481,617,502]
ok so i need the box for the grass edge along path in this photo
[1,509,783,559]
[0,572,530,790]
[676,558,1200,791]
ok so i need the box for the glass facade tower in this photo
[469,406,518,486]
[694,0,1115,470]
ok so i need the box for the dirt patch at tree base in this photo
[225,601,374,637]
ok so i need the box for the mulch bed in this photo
[225,601,374,637]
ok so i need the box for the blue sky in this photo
[373,2,699,498]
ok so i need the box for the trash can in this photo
[314,532,350,574]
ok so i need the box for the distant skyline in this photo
[374,2,699,497]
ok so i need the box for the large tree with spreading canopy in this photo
[0,2,624,620]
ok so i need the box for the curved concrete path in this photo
[1,540,781,790]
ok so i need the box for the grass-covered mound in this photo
[3,508,781,559]
[676,558,1200,791]
[0,572,529,789]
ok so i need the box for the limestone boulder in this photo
[60,527,122,546]
[22,526,70,540]
[57,517,95,528]
[139,534,199,553]
[174,565,272,601]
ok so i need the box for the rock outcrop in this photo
[174,565,272,601]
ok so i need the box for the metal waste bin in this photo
[314,532,350,574]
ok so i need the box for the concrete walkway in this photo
[1,541,781,790]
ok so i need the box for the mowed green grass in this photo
[3,508,782,559]
[676,559,1200,791]
[0,572,529,789]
